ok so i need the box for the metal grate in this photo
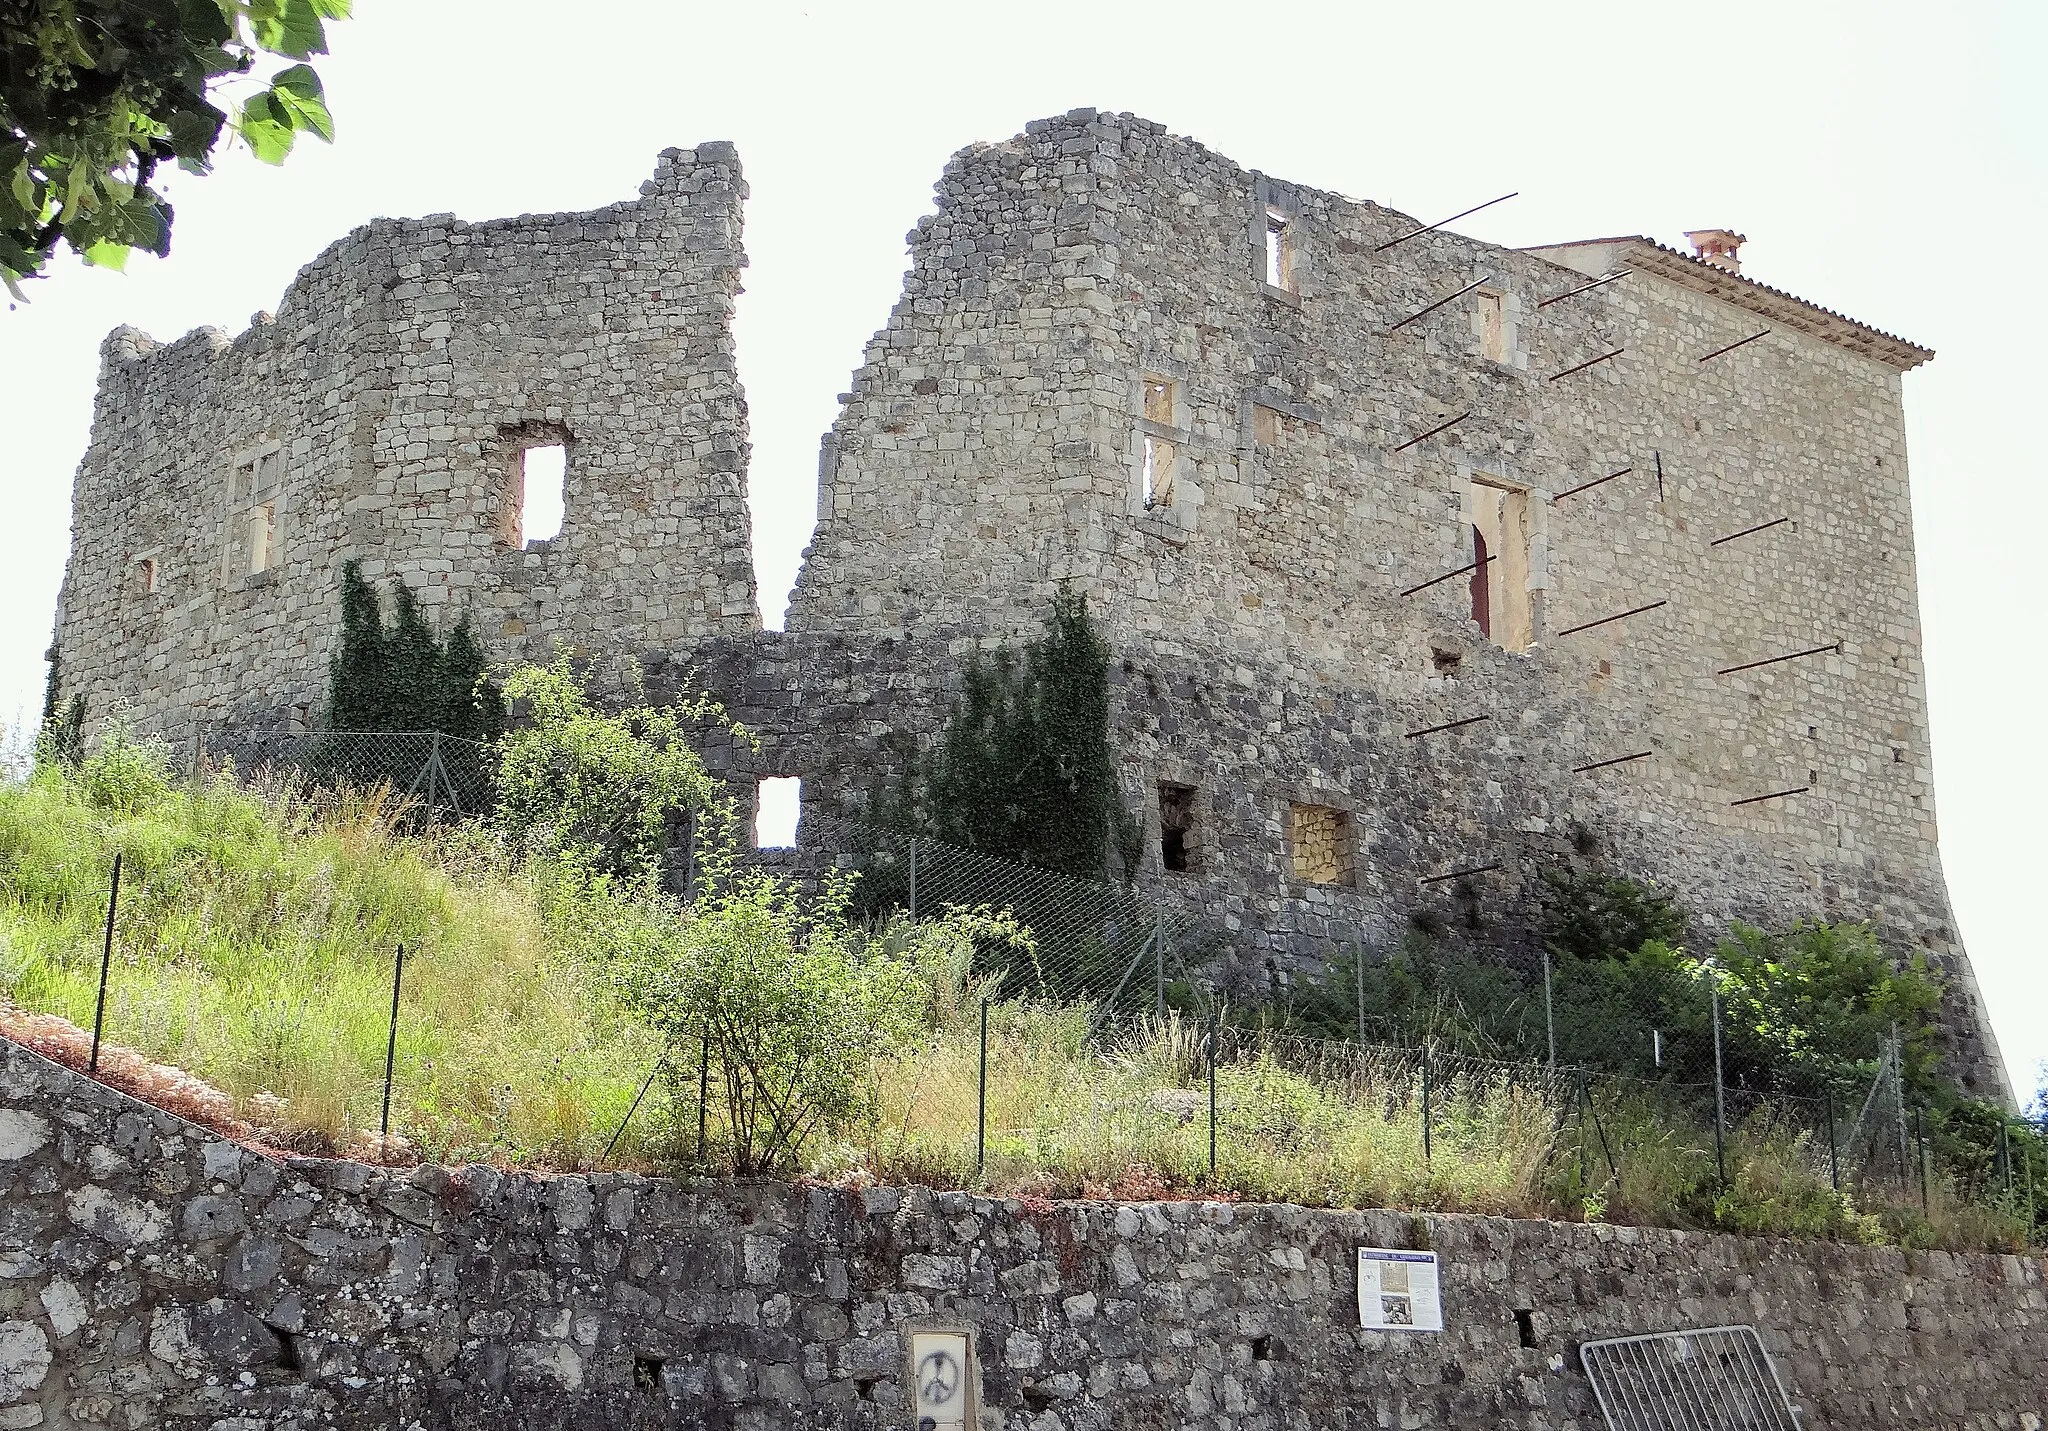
[1581,1325,1801,1430]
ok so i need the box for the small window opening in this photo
[633,1355,664,1393]
[1159,782,1196,873]
[1469,478,1534,651]
[1478,291,1507,362]
[1514,1309,1537,1349]
[135,558,158,596]
[1252,404,1283,448]
[754,776,801,849]
[1264,208,1294,291]
[1142,375,1175,424]
[1431,646,1462,676]
[1251,1335,1276,1361]
[248,503,277,573]
[1289,804,1351,884]
[1142,434,1177,510]
[516,444,567,545]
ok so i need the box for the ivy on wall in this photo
[894,585,1140,883]
[326,560,504,738]
[37,639,84,764]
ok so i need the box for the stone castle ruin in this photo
[48,109,2004,1092]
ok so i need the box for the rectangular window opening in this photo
[1265,209,1294,291]
[1142,434,1177,510]
[1159,782,1196,873]
[518,444,567,545]
[754,776,801,850]
[1142,375,1175,424]
[1470,478,1533,651]
[135,558,158,596]
[1253,404,1283,448]
[248,504,276,573]
[1478,291,1507,362]
[1289,803,1351,885]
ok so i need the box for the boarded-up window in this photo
[1159,782,1196,873]
[1290,803,1351,884]
[1142,375,1176,424]
[1478,291,1507,362]
[230,448,283,578]
[1253,404,1283,447]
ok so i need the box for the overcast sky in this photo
[4,0,2041,1096]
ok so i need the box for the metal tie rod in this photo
[1709,516,1790,546]
[1551,467,1633,504]
[1716,641,1840,676]
[1573,750,1653,774]
[1537,268,1631,308]
[1549,348,1625,382]
[1405,714,1491,740]
[1419,862,1503,885]
[1699,328,1771,363]
[1556,599,1668,638]
[1730,785,1809,807]
[1399,553,1494,597]
[1392,412,1469,452]
[1376,193,1518,252]
[1388,274,1497,332]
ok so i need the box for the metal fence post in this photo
[1353,929,1366,1046]
[379,942,405,1138]
[696,1023,711,1159]
[1824,1086,1841,1193]
[976,997,989,1172]
[1154,913,1165,1017]
[88,851,123,1075]
[1421,1044,1433,1167]
[1207,1011,1218,1178]
[2000,1120,2014,1198]
[1541,943,1557,1072]
[1709,972,1727,1184]
[907,836,919,922]
[1915,1104,1931,1215]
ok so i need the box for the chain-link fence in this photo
[189,727,2038,1238]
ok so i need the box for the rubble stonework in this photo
[6,1039,2048,1430]
[49,110,2005,1092]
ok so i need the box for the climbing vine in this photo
[326,560,503,738]
[897,585,1140,883]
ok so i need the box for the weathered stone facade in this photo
[48,110,2003,1092]
[7,1037,2048,1429]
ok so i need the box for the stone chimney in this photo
[1684,229,1746,276]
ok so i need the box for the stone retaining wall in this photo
[3,1039,2043,1430]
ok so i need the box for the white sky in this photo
[3,0,2040,1097]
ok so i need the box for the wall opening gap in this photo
[1264,208,1293,290]
[755,776,801,849]
[1515,1309,1537,1348]
[520,444,567,545]
[634,1355,664,1393]
[1158,782,1196,873]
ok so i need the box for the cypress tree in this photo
[326,560,503,737]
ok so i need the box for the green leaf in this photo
[239,92,296,165]
[269,65,335,141]
[311,0,352,17]
[82,240,131,272]
[167,107,224,165]
[263,0,329,59]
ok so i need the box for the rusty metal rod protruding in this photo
[1573,751,1654,774]
[1699,328,1771,363]
[1551,467,1633,504]
[1716,642,1840,677]
[1549,348,1626,382]
[1404,714,1492,740]
[1730,786,1809,808]
[1537,269,1631,307]
[1375,193,1518,252]
[1419,862,1504,885]
[1556,600,1668,638]
[1392,412,1470,453]
[1389,274,1497,332]
[1709,516,1791,547]
[1399,553,1495,597]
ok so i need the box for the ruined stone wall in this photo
[781,110,1995,1089]
[6,1038,2047,1430]
[53,144,756,743]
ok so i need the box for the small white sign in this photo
[911,1331,972,1430]
[1357,1247,1444,1332]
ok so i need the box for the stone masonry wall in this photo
[5,1038,2047,1430]
[779,109,1998,1091]
[53,143,756,742]
[48,112,2002,1091]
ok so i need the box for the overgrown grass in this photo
[0,744,2034,1252]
